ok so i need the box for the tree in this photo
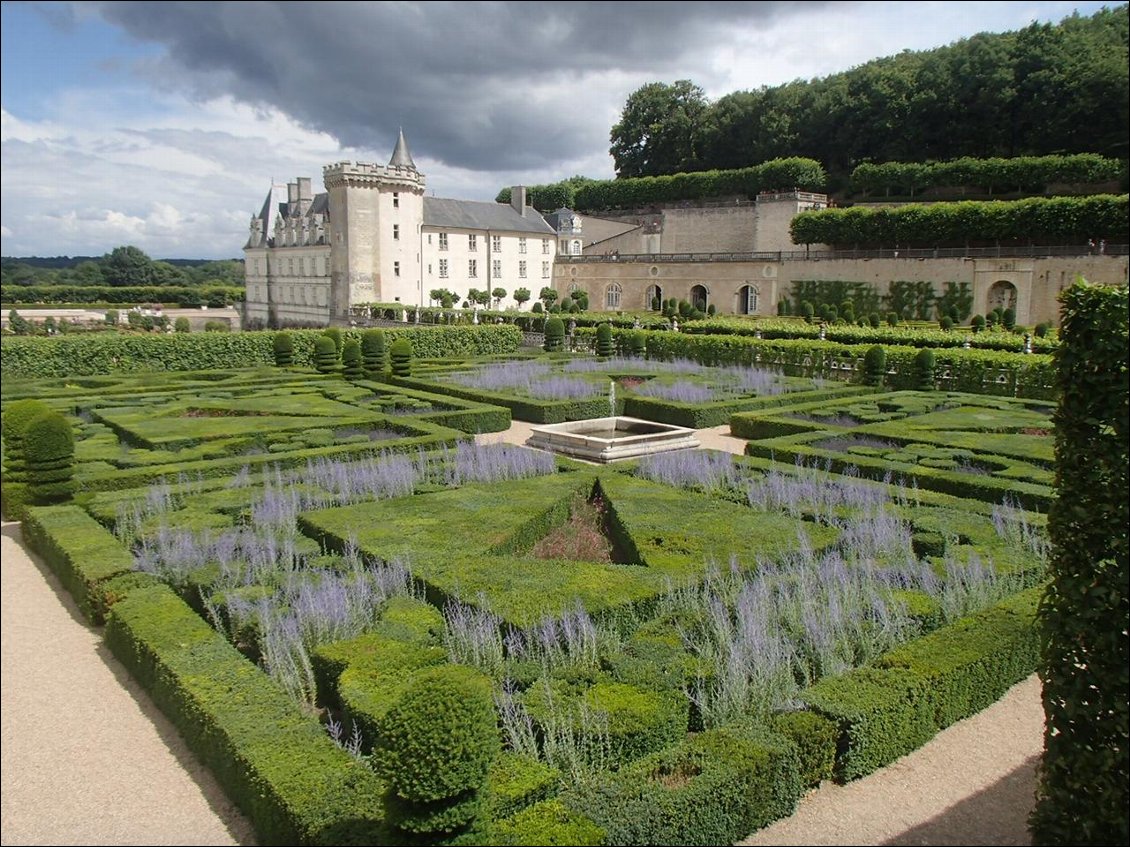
[7,310,31,335]
[474,289,491,308]
[539,287,558,310]
[609,80,709,178]
[101,246,157,287]
[491,287,507,309]
[513,287,531,309]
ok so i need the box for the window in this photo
[492,235,502,253]
[519,237,527,254]
[394,261,401,277]
[605,283,622,309]
[439,259,448,279]
[468,259,477,279]
[493,259,502,278]
[519,261,527,279]
[468,234,477,251]
[428,264,432,276]
[393,224,400,240]
[542,262,550,279]
[559,239,567,253]
[427,233,432,245]
[392,192,399,208]
[543,239,550,254]
[438,232,448,251]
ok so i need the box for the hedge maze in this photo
[2,351,1058,845]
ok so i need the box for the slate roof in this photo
[423,197,554,234]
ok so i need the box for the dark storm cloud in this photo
[78,1,834,171]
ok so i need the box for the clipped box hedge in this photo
[104,584,389,845]
[389,374,615,424]
[622,383,873,429]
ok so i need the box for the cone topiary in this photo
[24,411,75,505]
[361,329,387,378]
[390,338,413,377]
[862,345,887,386]
[544,317,565,352]
[595,322,614,357]
[341,339,364,379]
[313,336,338,374]
[273,331,294,366]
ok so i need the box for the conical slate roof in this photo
[389,128,416,169]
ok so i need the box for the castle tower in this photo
[323,129,426,321]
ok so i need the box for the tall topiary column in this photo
[322,327,344,358]
[913,348,936,391]
[544,317,564,352]
[24,410,75,505]
[1030,281,1128,845]
[595,322,614,357]
[361,329,387,379]
[1,399,52,519]
[341,339,364,379]
[390,338,413,377]
[273,331,294,366]
[862,345,886,386]
[313,336,338,374]
[374,665,499,838]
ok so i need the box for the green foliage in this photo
[374,665,499,834]
[104,309,119,325]
[0,284,242,307]
[544,317,565,352]
[1,398,52,484]
[322,327,343,357]
[790,280,882,318]
[273,331,294,366]
[104,584,388,844]
[851,154,1123,196]
[24,410,75,504]
[313,336,338,374]
[791,194,1128,246]
[1032,281,1129,845]
[360,329,387,378]
[770,710,838,787]
[341,340,363,379]
[972,314,986,333]
[389,338,413,378]
[595,323,614,357]
[939,316,954,331]
[1002,308,1016,330]
[936,282,974,323]
[174,316,191,333]
[800,301,815,322]
[862,346,887,386]
[490,799,605,846]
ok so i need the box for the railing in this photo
[562,244,1129,264]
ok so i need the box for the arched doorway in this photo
[738,284,759,315]
[690,284,708,313]
[987,280,1017,313]
[645,284,663,311]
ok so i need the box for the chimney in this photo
[510,185,527,215]
[286,181,298,215]
[297,177,313,214]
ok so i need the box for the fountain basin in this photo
[526,416,700,463]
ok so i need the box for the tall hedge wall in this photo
[0,325,522,378]
[790,194,1128,246]
[1031,282,1129,845]
[1,284,243,306]
[850,154,1123,197]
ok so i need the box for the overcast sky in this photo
[0,0,1114,260]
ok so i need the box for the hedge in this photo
[1,284,243,306]
[490,799,605,846]
[21,505,140,624]
[103,584,389,844]
[389,374,616,424]
[1031,281,1129,845]
[802,586,1042,782]
[850,154,1123,197]
[791,193,1128,246]
[621,383,874,429]
[0,324,522,378]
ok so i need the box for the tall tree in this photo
[101,245,156,287]
[609,80,709,178]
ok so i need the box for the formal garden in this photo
[0,283,1125,845]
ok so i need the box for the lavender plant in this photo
[436,441,556,486]
[635,449,738,491]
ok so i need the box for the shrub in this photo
[1031,281,1129,845]
[531,302,544,314]
[374,664,499,836]
[939,316,954,331]
[1002,308,1017,331]
[104,309,119,325]
[544,317,565,352]
[971,314,986,333]
[628,331,647,358]
[862,345,887,386]
[361,329,386,378]
[913,348,936,391]
[800,301,815,323]
[887,312,899,326]
[322,327,344,357]
[24,411,75,505]
[389,338,413,378]
[596,323,614,357]
[868,312,881,328]
[770,710,838,788]
[313,336,338,374]
[490,799,605,846]
[174,316,191,333]
[273,332,294,366]
[203,321,229,332]
[1033,321,1051,338]
[341,340,363,379]
[1,398,52,483]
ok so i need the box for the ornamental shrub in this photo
[104,309,119,326]
[531,301,544,314]
[544,317,565,352]
[862,345,887,386]
[1002,308,1017,331]
[869,312,881,328]
[887,312,899,326]
[389,337,413,377]
[361,329,387,378]
[313,336,338,374]
[1034,321,1051,338]
[2,399,53,483]
[374,664,498,836]
[629,331,647,358]
[939,316,954,331]
[971,314,986,333]
[913,348,936,391]
[596,322,614,357]
[801,301,815,323]
[174,317,191,333]
[322,326,344,357]
[273,331,294,366]
[341,339,363,379]
[24,411,75,505]
[1031,281,1129,845]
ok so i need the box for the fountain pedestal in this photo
[526,416,699,463]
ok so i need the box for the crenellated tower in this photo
[323,129,426,320]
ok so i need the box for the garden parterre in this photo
[1,359,1052,846]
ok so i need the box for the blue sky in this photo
[0,1,1117,259]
